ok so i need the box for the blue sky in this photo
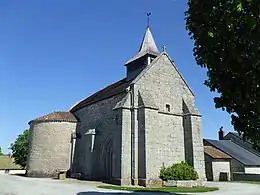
[0,0,233,154]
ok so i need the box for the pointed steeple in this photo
[125,27,160,65]
[139,27,159,54]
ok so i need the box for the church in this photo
[26,25,206,186]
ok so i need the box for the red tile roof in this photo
[28,111,77,125]
[204,146,231,159]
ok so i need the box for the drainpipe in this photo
[129,84,135,185]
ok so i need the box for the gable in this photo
[132,52,194,97]
[131,52,198,114]
[204,139,260,166]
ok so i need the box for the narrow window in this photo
[166,104,170,112]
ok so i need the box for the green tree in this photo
[0,147,3,155]
[10,129,29,168]
[185,0,260,148]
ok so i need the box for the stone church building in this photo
[26,26,206,186]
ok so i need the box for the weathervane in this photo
[147,12,151,28]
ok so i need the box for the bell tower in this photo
[125,14,160,81]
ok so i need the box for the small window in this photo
[166,104,170,112]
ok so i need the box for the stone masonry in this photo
[27,26,206,186]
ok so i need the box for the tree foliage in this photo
[0,147,3,155]
[159,161,198,181]
[185,0,260,147]
[10,129,29,168]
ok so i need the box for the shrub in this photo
[159,161,198,181]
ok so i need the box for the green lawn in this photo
[98,185,219,193]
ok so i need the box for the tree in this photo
[0,147,3,155]
[185,0,260,148]
[10,129,29,168]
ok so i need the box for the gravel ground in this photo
[1,173,260,195]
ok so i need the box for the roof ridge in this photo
[28,111,77,125]
[70,78,132,112]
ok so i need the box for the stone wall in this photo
[230,158,245,174]
[26,121,77,178]
[233,172,260,181]
[72,93,125,181]
[164,180,205,187]
[131,53,205,183]
[204,154,213,181]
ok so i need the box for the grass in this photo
[98,185,219,193]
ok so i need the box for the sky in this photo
[0,0,234,154]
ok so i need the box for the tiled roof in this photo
[204,139,260,166]
[70,78,132,112]
[29,111,77,125]
[204,146,231,159]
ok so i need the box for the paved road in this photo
[0,173,260,195]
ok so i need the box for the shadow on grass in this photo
[77,192,186,195]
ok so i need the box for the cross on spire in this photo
[162,44,167,52]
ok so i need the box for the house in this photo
[26,25,206,186]
[204,127,260,181]
[204,145,231,181]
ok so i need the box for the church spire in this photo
[125,16,159,65]
[138,27,159,54]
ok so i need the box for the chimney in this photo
[218,126,225,140]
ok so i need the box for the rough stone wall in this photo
[204,154,213,181]
[212,159,231,181]
[187,115,206,180]
[233,172,260,181]
[230,158,245,175]
[142,109,185,182]
[120,108,132,185]
[71,93,125,181]
[26,121,76,178]
[133,53,205,182]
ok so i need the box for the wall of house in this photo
[230,158,245,174]
[204,154,213,181]
[233,172,260,181]
[245,167,260,174]
[133,53,206,183]
[72,93,125,182]
[212,159,231,181]
[26,121,77,178]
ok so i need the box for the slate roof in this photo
[29,111,77,125]
[125,27,160,65]
[204,139,260,166]
[70,78,132,112]
[204,146,231,159]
